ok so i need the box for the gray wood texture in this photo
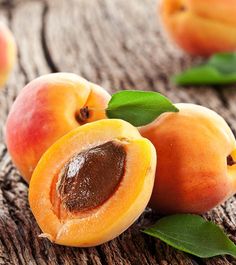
[0,0,236,264]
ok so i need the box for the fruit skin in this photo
[29,119,156,247]
[0,22,16,87]
[5,73,110,182]
[160,0,236,56]
[140,103,236,214]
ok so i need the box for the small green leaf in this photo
[173,52,236,85]
[143,214,236,258]
[208,52,236,74]
[106,90,178,126]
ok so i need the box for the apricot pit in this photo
[57,141,126,212]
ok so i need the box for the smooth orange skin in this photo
[6,73,110,182]
[140,103,236,214]
[29,119,156,247]
[0,22,16,87]
[161,0,236,56]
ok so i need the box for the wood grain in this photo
[0,0,235,264]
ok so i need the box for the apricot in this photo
[6,73,110,182]
[160,0,236,56]
[29,119,156,247]
[140,103,236,214]
[0,22,16,87]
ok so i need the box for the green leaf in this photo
[106,90,178,126]
[208,52,236,74]
[173,52,236,86]
[143,214,236,258]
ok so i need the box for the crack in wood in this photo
[41,2,59,73]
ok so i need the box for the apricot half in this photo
[6,73,110,182]
[29,119,156,247]
[140,103,236,214]
[0,22,16,87]
[161,0,236,56]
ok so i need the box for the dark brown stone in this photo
[57,141,126,212]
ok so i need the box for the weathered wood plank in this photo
[0,0,235,264]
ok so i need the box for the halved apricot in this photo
[29,119,156,247]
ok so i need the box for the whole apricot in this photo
[140,103,236,214]
[6,73,110,182]
[29,119,156,247]
[0,22,16,87]
[160,0,236,56]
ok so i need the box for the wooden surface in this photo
[0,0,236,264]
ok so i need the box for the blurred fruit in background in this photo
[0,21,16,88]
[160,0,236,56]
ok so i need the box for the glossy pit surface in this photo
[57,141,126,212]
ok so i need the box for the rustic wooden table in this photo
[0,0,236,264]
